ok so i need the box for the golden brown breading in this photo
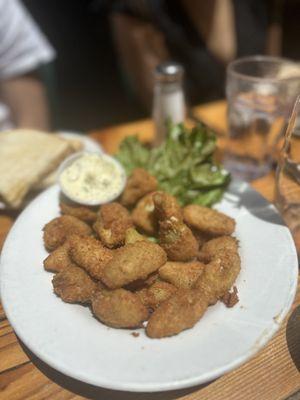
[158,219,198,261]
[124,272,159,292]
[145,272,159,286]
[52,265,97,304]
[137,281,177,309]
[146,289,208,338]
[124,279,147,292]
[198,236,238,263]
[131,192,157,235]
[183,205,236,236]
[92,289,148,328]
[159,261,205,289]
[101,241,167,289]
[192,229,213,248]
[195,249,241,305]
[151,191,198,261]
[125,227,146,244]
[147,243,241,337]
[43,215,92,251]
[99,202,131,226]
[60,201,97,224]
[153,191,182,222]
[69,235,113,280]
[93,202,133,248]
[121,168,158,207]
[43,238,76,273]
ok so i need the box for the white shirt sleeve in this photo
[0,0,55,80]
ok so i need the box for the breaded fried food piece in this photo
[159,261,205,289]
[183,205,236,236]
[69,235,113,280]
[60,201,97,224]
[43,239,76,273]
[158,219,198,261]
[145,272,159,286]
[153,191,182,222]
[43,215,92,251]
[101,241,167,289]
[125,227,146,244]
[124,272,159,291]
[152,191,197,261]
[192,229,213,248]
[195,249,241,305]
[93,202,133,248]
[198,236,238,263]
[131,192,157,235]
[92,289,148,328]
[121,168,157,207]
[137,281,177,309]
[147,244,241,337]
[146,289,208,338]
[52,265,97,304]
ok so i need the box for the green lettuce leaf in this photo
[116,136,150,175]
[115,123,230,207]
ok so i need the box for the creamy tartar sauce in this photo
[59,153,126,205]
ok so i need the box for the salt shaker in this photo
[152,62,185,145]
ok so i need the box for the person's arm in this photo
[266,0,284,56]
[182,0,237,64]
[111,13,170,109]
[0,0,55,130]
[0,72,50,130]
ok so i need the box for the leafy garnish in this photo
[115,123,230,207]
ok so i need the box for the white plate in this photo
[0,181,298,392]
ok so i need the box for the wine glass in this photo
[275,95,300,254]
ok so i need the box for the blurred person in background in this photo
[0,0,55,131]
[100,0,277,109]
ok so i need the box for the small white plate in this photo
[58,131,103,153]
[0,180,298,392]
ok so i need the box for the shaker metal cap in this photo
[155,62,184,82]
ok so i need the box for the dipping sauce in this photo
[59,152,126,205]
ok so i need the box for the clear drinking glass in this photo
[275,96,300,254]
[225,56,300,181]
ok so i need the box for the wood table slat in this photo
[251,171,276,203]
[192,100,228,134]
[0,363,82,400]
[0,324,29,373]
[89,119,154,154]
[0,319,11,337]
[0,215,14,251]
[0,305,5,322]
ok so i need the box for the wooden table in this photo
[0,101,299,400]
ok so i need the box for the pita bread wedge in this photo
[34,136,84,190]
[0,129,74,208]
